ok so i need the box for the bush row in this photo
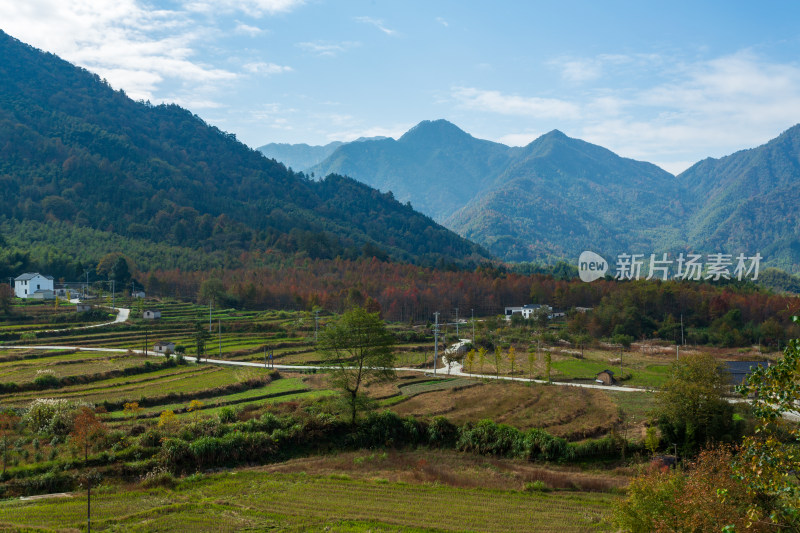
[157,410,633,473]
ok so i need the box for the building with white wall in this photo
[14,273,54,298]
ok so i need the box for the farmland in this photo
[0,296,784,531]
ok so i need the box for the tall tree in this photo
[318,307,395,424]
[653,353,740,456]
[194,322,210,362]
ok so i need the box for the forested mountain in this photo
[446,130,684,261]
[308,120,521,221]
[678,125,800,271]
[0,30,489,279]
[298,118,800,271]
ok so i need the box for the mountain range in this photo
[0,30,489,277]
[269,120,800,271]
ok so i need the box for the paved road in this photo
[2,341,797,420]
[38,306,130,333]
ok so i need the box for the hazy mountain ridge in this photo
[308,120,521,221]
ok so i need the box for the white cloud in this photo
[452,87,581,120]
[355,16,397,36]
[243,61,292,74]
[436,17,449,27]
[578,52,800,167]
[183,0,304,17]
[235,22,264,36]
[296,40,360,57]
[0,0,236,102]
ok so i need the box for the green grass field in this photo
[0,470,614,532]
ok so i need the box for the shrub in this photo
[457,419,520,456]
[141,465,176,489]
[23,399,79,435]
[426,416,458,448]
[218,407,236,424]
[33,372,60,390]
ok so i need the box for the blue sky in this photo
[2,0,800,173]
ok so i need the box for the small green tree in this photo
[544,351,552,383]
[318,307,396,424]
[194,322,210,362]
[493,346,502,378]
[527,348,536,383]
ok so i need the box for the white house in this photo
[132,290,146,299]
[504,304,552,320]
[143,309,162,320]
[153,341,175,354]
[14,273,54,299]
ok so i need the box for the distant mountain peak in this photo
[399,119,471,143]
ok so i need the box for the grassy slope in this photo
[0,469,615,532]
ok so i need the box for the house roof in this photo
[598,369,615,375]
[15,272,54,281]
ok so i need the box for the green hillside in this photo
[0,31,489,276]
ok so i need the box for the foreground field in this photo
[0,460,616,532]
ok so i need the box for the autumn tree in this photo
[465,348,475,374]
[493,346,502,379]
[614,446,772,532]
[71,406,106,463]
[318,307,395,424]
[478,346,487,376]
[508,346,517,376]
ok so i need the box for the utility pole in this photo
[314,310,320,343]
[471,308,475,345]
[433,312,440,376]
[454,307,459,337]
[218,318,222,360]
[680,313,685,346]
[209,301,213,332]
[111,280,115,310]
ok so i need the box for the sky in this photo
[2,1,800,174]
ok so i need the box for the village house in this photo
[76,303,92,313]
[504,304,563,320]
[132,290,146,299]
[153,341,175,354]
[143,309,161,320]
[14,273,54,299]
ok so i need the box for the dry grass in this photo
[390,381,619,440]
